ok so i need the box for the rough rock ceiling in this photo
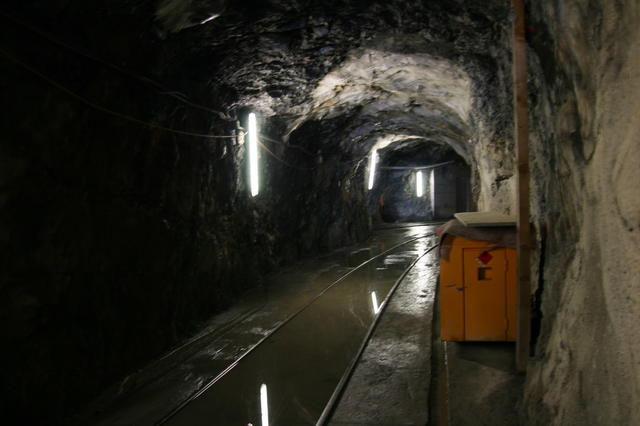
[290,45,473,161]
[157,0,511,162]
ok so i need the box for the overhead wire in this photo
[0,45,326,170]
[257,135,368,171]
[379,160,455,171]
[2,10,432,166]
[257,140,316,171]
[1,45,400,179]
[0,44,436,174]
[0,10,331,161]
[0,46,235,140]
[0,10,391,170]
[259,134,315,157]
[0,9,233,121]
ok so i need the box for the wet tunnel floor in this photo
[78,225,439,426]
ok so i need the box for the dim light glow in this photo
[260,383,269,426]
[371,291,381,314]
[416,170,423,197]
[248,113,259,197]
[367,149,378,190]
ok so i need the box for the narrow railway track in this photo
[316,242,439,425]
[158,231,438,426]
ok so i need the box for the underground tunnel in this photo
[367,140,471,223]
[1,0,639,425]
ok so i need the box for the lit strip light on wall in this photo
[416,170,423,197]
[367,149,378,190]
[430,169,435,214]
[260,383,269,426]
[248,113,259,197]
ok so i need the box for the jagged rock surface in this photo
[524,1,640,425]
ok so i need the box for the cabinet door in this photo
[463,248,508,340]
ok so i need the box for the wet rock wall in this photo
[524,1,640,424]
[0,2,341,423]
[0,1,378,421]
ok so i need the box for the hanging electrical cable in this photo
[0,9,233,122]
[1,44,327,173]
[258,134,314,157]
[0,47,235,140]
[257,140,316,171]
[0,12,374,172]
[0,11,357,163]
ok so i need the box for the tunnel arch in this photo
[260,46,491,238]
[367,138,471,223]
[267,42,514,224]
[285,48,473,158]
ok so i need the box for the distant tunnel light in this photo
[371,291,381,314]
[416,170,423,197]
[248,113,259,197]
[260,383,269,426]
[367,149,378,190]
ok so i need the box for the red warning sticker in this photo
[476,251,493,265]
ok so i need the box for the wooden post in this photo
[512,0,531,372]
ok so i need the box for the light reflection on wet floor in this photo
[164,226,437,426]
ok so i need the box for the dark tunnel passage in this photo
[368,140,471,223]
[1,0,639,425]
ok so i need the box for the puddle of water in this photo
[346,248,373,267]
[165,236,434,425]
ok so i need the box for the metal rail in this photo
[157,233,434,425]
[316,242,439,425]
[156,304,265,364]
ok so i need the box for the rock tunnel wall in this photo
[0,4,262,422]
[0,2,369,421]
[524,1,640,424]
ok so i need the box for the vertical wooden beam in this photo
[512,0,531,372]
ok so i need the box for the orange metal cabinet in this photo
[439,235,516,341]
